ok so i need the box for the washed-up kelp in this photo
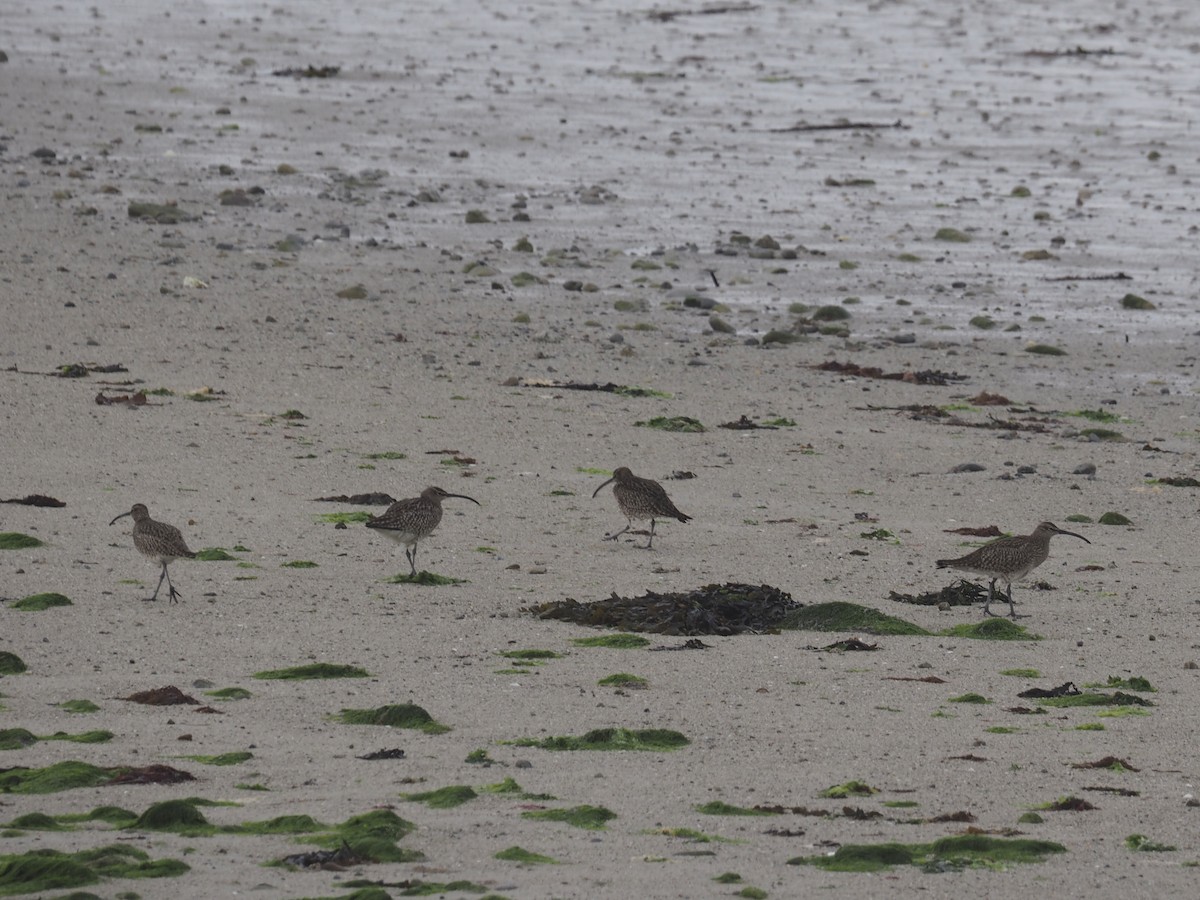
[527,583,799,635]
[888,580,988,607]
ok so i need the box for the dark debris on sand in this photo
[527,582,799,635]
[889,579,988,607]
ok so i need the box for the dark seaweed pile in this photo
[888,580,988,607]
[528,582,799,635]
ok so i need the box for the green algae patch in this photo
[522,727,687,752]
[500,649,563,661]
[1025,343,1067,356]
[185,751,253,766]
[46,730,113,745]
[194,547,238,561]
[281,559,318,568]
[633,415,706,433]
[391,880,490,895]
[205,686,251,700]
[820,780,878,799]
[1001,668,1040,678]
[521,805,616,830]
[1120,294,1156,310]
[58,699,101,713]
[0,844,188,894]
[0,728,37,751]
[12,592,72,611]
[403,785,478,809]
[779,602,929,636]
[648,826,734,843]
[598,673,648,688]
[495,845,558,864]
[938,619,1040,641]
[6,812,63,831]
[0,652,27,675]
[790,834,1065,871]
[696,801,778,817]
[1098,511,1132,525]
[1039,691,1153,709]
[383,570,467,585]
[1092,675,1155,692]
[0,761,112,794]
[1126,834,1176,852]
[572,633,651,649]
[335,703,450,734]
[949,693,991,704]
[240,814,326,834]
[302,809,421,864]
[317,510,374,524]
[132,799,213,834]
[0,532,43,550]
[934,227,972,242]
[254,662,370,680]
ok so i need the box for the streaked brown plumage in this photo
[109,503,196,603]
[365,486,479,575]
[592,466,691,549]
[936,521,1090,618]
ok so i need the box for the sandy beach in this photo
[3,1,1200,897]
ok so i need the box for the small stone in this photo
[949,463,985,473]
[1073,463,1097,476]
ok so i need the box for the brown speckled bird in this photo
[592,467,691,549]
[365,486,479,575]
[109,503,197,603]
[936,521,1090,618]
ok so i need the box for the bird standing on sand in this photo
[592,467,691,549]
[109,503,197,603]
[365,486,479,576]
[936,521,1090,618]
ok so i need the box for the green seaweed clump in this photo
[572,633,651,649]
[306,809,421,864]
[1025,343,1067,356]
[500,649,563,661]
[598,673,648,688]
[205,686,251,700]
[281,559,318,568]
[0,651,27,674]
[526,727,688,752]
[132,799,213,833]
[335,703,450,734]
[194,547,238,561]
[820,780,877,799]
[253,662,370,680]
[0,760,112,794]
[403,785,477,809]
[938,619,1041,641]
[934,227,972,242]
[1098,511,1132,525]
[495,845,558,864]
[383,570,467,585]
[0,844,188,894]
[1126,834,1176,852]
[1099,675,1155,692]
[634,415,706,432]
[1120,294,1155,310]
[790,834,1066,871]
[948,693,991,704]
[779,602,929,636]
[58,699,101,713]
[185,751,253,766]
[0,532,43,549]
[0,728,38,751]
[12,592,73,611]
[695,801,778,817]
[521,805,616,830]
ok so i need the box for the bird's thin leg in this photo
[146,563,168,603]
[982,579,998,617]
[163,564,184,604]
[1006,583,1024,619]
[604,522,632,543]
[643,518,657,550]
[406,545,417,576]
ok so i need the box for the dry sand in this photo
[3,0,1200,897]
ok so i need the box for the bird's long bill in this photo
[1058,528,1091,544]
[108,511,131,526]
[591,477,615,499]
[445,493,481,506]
